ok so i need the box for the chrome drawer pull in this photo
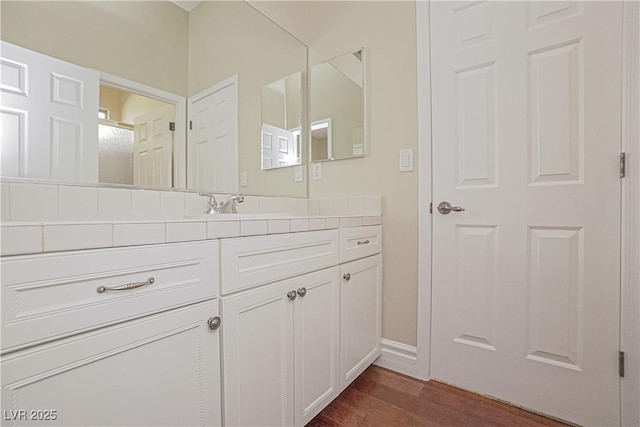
[97,277,155,294]
[357,239,370,245]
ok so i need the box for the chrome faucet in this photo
[218,194,245,214]
[198,192,219,214]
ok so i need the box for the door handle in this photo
[437,201,465,215]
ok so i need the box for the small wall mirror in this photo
[261,71,303,170]
[309,48,364,162]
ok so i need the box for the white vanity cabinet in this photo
[0,241,222,427]
[221,268,340,427]
[339,226,382,390]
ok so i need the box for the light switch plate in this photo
[312,163,323,180]
[294,165,303,182]
[240,171,247,187]
[399,149,414,172]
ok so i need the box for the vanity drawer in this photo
[221,229,339,294]
[340,226,382,263]
[0,241,219,353]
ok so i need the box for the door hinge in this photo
[619,351,625,377]
[620,152,627,178]
[189,120,193,130]
[169,122,175,131]
[429,202,433,214]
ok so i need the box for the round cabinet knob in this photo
[343,273,351,281]
[287,290,298,301]
[297,287,307,297]
[208,316,221,331]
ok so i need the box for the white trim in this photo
[99,72,187,188]
[621,2,640,426]
[374,339,418,378]
[415,0,432,381]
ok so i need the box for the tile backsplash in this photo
[0,181,382,222]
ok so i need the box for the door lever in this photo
[437,201,465,215]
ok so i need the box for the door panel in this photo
[0,41,99,182]
[133,105,174,188]
[188,78,238,192]
[430,2,622,425]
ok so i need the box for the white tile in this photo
[348,197,364,215]
[363,216,374,226]
[241,220,268,236]
[339,217,353,228]
[132,190,161,219]
[371,216,382,225]
[242,196,259,214]
[268,219,290,234]
[58,186,98,220]
[364,195,382,216]
[161,192,186,219]
[44,224,112,251]
[308,199,320,216]
[259,197,274,213]
[319,198,334,215]
[1,182,11,221]
[290,218,310,233]
[284,198,297,214]
[185,192,210,215]
[296,199,308,214]
[272,198,286,213]
[166,221,206,242]
[98,188,132,220]
[333,197,349,215]
[309,218,326,231]
[11,183,59,221]
[1,225,42,255]
[326,217,340,229]
[351,217,364,227]
[208,220,240,238]
[113,222,165,246]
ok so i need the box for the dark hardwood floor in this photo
[308,365,569,427]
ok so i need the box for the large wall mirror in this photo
[0,0,308,198]
[309,48,365,162]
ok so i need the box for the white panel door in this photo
[188,76,238,192]
[0,300,222,426]
[133,105,175,187]
[221,280,295,427]
[340,254,382,390]
[430,2,623,425]
[0,41,98,182]
[294,267,340,426]
[261,123,296,169]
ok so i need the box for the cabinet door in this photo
[294,267,340,426]
[221,280,295,427]
[1,300,222,427]
[340,254,382,390]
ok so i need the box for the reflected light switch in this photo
[240,171,247,187]
[399,149,414,172]
[294,165,303,182]
[312,163,322,181]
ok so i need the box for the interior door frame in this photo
[99,72,187,188]
[415,3,640,421]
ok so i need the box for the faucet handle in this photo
[198,192,219,214]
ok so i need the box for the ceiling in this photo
[169,1,201,12]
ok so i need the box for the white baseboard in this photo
[374,339,418,378]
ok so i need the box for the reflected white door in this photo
[188,76,238,192]
[0,41,99,182]
[133,105,174,187]
[261,123,295,169]
[430,2,623,425]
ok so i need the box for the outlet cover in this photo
[312,163,323,180]
[294,165,303,182]
[240,171,247,187]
